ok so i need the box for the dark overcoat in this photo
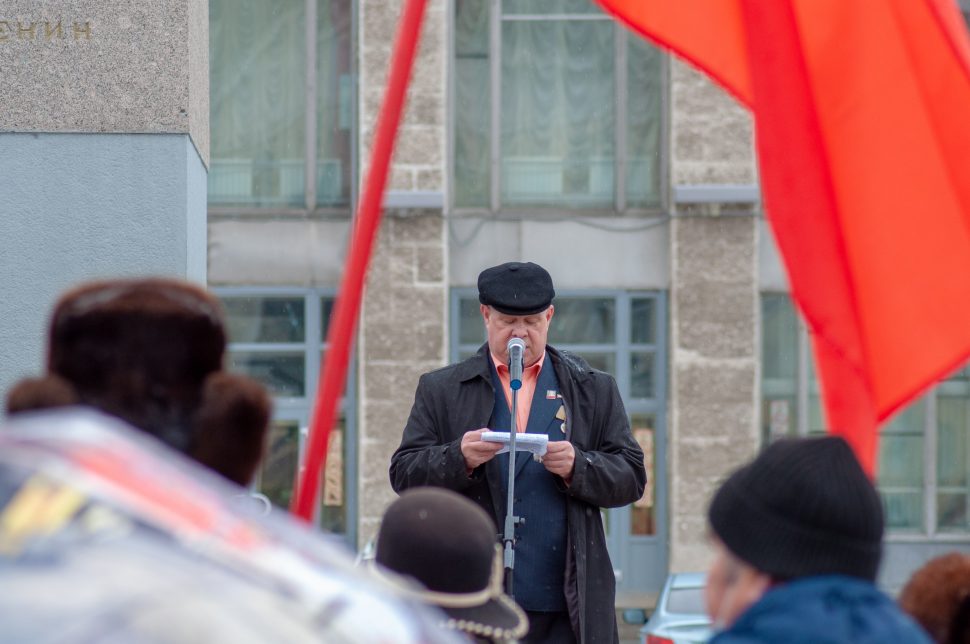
[389,344,647,644]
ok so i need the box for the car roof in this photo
[669,572,707,589]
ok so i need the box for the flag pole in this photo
[291,0,429,520]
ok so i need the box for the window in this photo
[666,587,706,615]
[216,289,354,538]
[760,293,970,536]
[452,0,665,211]
[452,290,666,537]
[209,0,354,210]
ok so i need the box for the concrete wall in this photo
[0,0,209,165]
[358,213,448,546]
[667,61,760,572]
[356,0,448,548]
[208,219,352,286]
[0,133,207,395]
[448,217,670,290]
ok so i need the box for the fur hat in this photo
[708,435,884,581]
[5,278,271,486]
[373,488,528,642]
[899,552,970,644]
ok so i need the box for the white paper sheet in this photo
[480,431,548,457]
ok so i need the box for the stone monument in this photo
[0,0,208,397]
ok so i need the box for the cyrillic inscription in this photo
[0,19,92,43]
[44,21,62,40]
[17,22,35,40]
[72,22,90,40]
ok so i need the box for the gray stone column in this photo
[668,61,760,571]
[357,0,447,547]
[0,1,208,397]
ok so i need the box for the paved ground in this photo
[619,617,644,644]
[616,603,652,644]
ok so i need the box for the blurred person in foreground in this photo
[704,435,930,644]
[0,279,458,643]
[5,277,270,486]
[372,487,528,643]
[899,552,970,644]
[390,262,646,643]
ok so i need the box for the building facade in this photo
[207,0,970,604]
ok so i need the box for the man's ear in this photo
[480,304,491,322]
[740,566,772,596]
[713,554,772,629]
[733,564,772,613]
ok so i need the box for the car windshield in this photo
[666,587,706,615]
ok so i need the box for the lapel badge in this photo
[555,405,566,421]
[546,389,557,399]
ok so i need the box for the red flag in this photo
[597,0,970,473]
[597,0,752,106]
[291,0,429,519]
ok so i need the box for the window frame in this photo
[213,286,358,543]
[759,291,970,542]
[208,0,359,219]
[446,0,670,217]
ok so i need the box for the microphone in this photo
[507,338,525,391]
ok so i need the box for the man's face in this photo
[705,537,770,630]
[481,304,554,367]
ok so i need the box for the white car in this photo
[639,572,712,644]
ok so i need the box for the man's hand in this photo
[461,429,504,470]
[543,440,575,479]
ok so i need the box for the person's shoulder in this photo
[734,577,932,644]
[549,346,615,384]
[709,632,764,644]
[418,352,487,386]
[549,346,591,374]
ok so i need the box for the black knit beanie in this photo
[708,435,884,581]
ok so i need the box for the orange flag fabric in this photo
[597,0,970,473]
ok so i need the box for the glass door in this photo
[254,408,350,535]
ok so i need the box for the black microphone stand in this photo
[503,346,523,599]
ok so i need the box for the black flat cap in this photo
[478,262,555,316]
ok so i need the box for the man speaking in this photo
[390,261,646,643]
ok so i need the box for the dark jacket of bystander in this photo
[710,575,932,644]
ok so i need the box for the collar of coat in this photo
[455,343,594,385]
